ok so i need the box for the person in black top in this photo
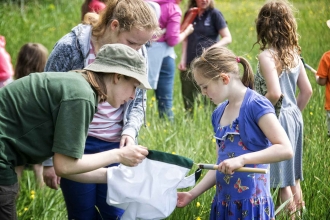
[178,0,232,112]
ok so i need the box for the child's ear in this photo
[113,73,121,84]
[110,19,120,31]
[221,73,230,85]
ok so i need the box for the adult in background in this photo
[42,0,159,219]
[178,0,232,112]
[0,43,151,220]
[146,0,193,121]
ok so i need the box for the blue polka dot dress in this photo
[209,118,275,220]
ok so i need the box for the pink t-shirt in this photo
[85,42,123,142]
[152,0,182,47]
[0,35,14,87]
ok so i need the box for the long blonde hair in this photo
[82,12,100,26]
[191,47,254,89]
[92,0,160,38]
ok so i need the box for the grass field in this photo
[1,0,330,219]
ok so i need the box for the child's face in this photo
[114,26,154,51]
[194,72,224,105]
[106,74,140,108]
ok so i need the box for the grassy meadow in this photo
[0,0,329,219]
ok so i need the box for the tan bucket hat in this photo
[84,44,151,90]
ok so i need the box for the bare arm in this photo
[314,52,330,86]
[245,113,293,163]
[178,38,188,71]
[177,169,216,208]
[43,139,138,189]
[217,113,293,174]
[61,168,108,183]
[177,145,218,208]
[186,170,216,199]
[258,51,282,105]
[296,60,313,111]
[306,63,326,85]
[178,24,194,43]
[53,145,148,178]
[315,75,327,86]
[210,27,232,48]
[312,63,327,85]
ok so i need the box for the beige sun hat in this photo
[84,44,151,90]
[327,20,330,29]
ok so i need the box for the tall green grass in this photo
[1,0,330,219]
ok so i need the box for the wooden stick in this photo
[198,164,268,174]
[304,63,317,74]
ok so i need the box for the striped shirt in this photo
[85,42,123,142]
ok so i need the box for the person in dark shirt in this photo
[178,0,232,112]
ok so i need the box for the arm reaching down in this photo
[53,145,148,181]
[296,59,313,111]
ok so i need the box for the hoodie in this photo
[150,0,182,46]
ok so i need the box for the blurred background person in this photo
[0,35,14,88]
[178,0,232,113]
[146,0,193,121]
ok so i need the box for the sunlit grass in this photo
[16,171,66,219]
[1,0,329,219]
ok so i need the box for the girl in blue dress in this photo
[176,46,293,219]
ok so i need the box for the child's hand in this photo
[177,192,193,208]
[119,135,135,148]
[217,157,245,175]
[43,166,61,190]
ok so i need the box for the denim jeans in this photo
[60,136,124,220]
[155,56,175,120]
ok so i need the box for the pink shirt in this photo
[0,36,14,84]
[151,0,182,46]
[85,42,123,142]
